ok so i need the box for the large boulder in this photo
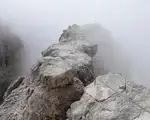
[0,24,97,120]
[67,73,150,120]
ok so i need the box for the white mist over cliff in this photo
[0,0,150,87]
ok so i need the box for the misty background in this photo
[0,0,150,87]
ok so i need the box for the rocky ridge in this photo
[0,24,97,120]
[0,24,150,120]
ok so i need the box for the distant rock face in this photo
[78,23,115,75]
[67,73,150,120]
[0,25,24,103]
[0,24,97,120]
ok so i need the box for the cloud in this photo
[0,0,150,87]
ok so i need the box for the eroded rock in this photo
[0,24,97,120]
[67,73,150,120]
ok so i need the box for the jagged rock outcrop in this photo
[0,24,97,120]
[2,23,149,120]
[0,25,24,103]
[67,73,150,120]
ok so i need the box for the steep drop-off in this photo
[0,25,24,103]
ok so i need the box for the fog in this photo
[0,0,150,87]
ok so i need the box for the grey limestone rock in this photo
[67,73,150,120]
[0,24,97,120]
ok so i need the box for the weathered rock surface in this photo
[1,23,150,120]
[67,73,150,120]
[0,24,97,120]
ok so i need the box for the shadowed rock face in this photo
[0,25,24,103]
[0,24,97,120]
